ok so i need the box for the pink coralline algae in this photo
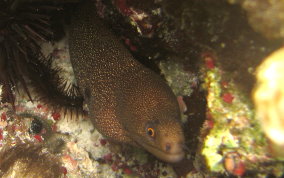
[60,166,67,175]
[99,138,107,146]
[0,129,3,140]
[34,134,43,142]
[222,93,234,103]
[1,113,6,121]
[202,52,216,69]
[115,0,133,16]
[52,112,61,121]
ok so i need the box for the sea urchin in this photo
[0,0,84,115]
[0,0,58,103]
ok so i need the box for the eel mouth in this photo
[136,140,185,163]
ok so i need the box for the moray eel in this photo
[69,2,185,163]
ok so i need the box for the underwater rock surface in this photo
[0,0,284,177]
[229,0,284,40]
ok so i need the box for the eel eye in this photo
[147,128,155,137]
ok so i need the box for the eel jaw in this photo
[136,140,185,163]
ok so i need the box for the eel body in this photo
[69,2,185,163]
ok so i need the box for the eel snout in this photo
[141,139,185,163]
[157,133,185,163]
[155,120,186,163]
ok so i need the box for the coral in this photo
[228,0,284,41]
[254,47,284,159]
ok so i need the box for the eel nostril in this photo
[165,143,171,152]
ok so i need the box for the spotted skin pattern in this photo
[69,2,185,163]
